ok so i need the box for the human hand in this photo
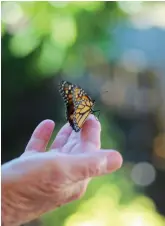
[2,115,122,226]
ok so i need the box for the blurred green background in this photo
[1,1,165,226]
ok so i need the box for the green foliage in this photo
[2,2,165,226]
[1,1,122,76]
[101,114,125,150]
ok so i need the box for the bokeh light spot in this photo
[72,2,103,11]
[120,49,147,73]
[51,15,77,48]
[154,133,165,159]
[131,162,156,187]
[1,2,24,25]
[9,28,41,57]
[49,1,69,8]
[36,38,66,75]
[118,1,143,15]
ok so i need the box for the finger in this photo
[63,115,101,154]
[25,120,55,153]
[81,114,101,149]
[50,123,72,150]
[59,149,123,181]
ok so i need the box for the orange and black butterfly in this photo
[59,80,100,132]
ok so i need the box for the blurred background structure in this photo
[1,1,165,226]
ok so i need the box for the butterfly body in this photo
[59,81,96,132]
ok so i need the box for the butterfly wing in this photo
[59,80,95,132]
[59,81,75,105]
[72,94,95,132]
[59,81,75,127]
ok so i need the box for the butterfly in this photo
[59,80,100,132]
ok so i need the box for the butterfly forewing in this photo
[59,81,75,124]
[73,97,95,131]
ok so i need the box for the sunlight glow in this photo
[118,1,143,15]
[64,183,165,226]
[130,3,165,29]
[1,2,24,25]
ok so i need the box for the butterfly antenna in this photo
[101,90,108,95]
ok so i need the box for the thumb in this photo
[63,150,123,182]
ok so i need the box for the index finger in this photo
[25,120,55,153]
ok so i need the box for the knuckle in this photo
[87,159,100,177]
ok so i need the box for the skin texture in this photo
[1,115,123,226]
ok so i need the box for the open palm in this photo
[2,115,122,226]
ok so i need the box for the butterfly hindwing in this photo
[58,81,75,105]
[59,81,75,125]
